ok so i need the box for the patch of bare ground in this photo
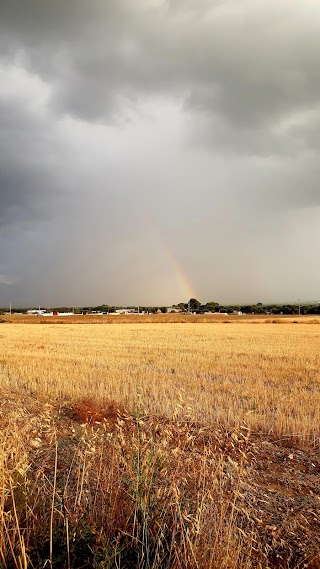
[0,391,319,568]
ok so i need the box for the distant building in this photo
[115,309,139,314]
[27,309,47,316]
[56,312,74,316]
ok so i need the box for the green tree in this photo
[240,306,254,314]
[188,298,201,311]
[205,301,219,312]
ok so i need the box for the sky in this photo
[1,0,320,307]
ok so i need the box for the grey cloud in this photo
[275,160,320,210]
[1,0,320,306]
[0,97,63,228]
[2,0,320,147]
[0,275,15,285]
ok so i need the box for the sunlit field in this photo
[0,320,319,568]
[1,321,319,443]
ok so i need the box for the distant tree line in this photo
[0,307,28,315]
[173,299,320,315]
[2,301,320,316]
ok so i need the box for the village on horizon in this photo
[2,298,320,316]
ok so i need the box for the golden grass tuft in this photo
[0,320,319,567]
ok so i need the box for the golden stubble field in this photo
[0,321,319,443]
[0,319,320,568]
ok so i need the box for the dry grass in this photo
[0,321,319,567]
[0,321,319,443]
[3,313,320,325]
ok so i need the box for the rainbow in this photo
[161,240,197,301]
[143,209,198,301]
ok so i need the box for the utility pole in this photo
[9,302,11,315]
[298,299,301,316]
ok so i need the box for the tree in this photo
[270,306,281,314]
[281,305,294,315]
[188,298,201,311]
[205,301,219,312]
[240,306,254,314]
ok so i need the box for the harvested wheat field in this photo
[0,320,319,568]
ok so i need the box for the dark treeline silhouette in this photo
[1,300,320,315]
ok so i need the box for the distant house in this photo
[56,312,74,316]
[115,309,139,314]
[27,309,47,316]
[38,311,75,316]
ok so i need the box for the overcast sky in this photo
[1,0,320,307]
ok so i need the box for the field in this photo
[0,317,319,568]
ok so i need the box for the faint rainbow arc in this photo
[160,240,197,301]
[142,209,198,301]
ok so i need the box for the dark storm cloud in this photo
[2,0,320,148]
[0,98,51,227]
[0,88,68,231]
[1,0,320,305]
